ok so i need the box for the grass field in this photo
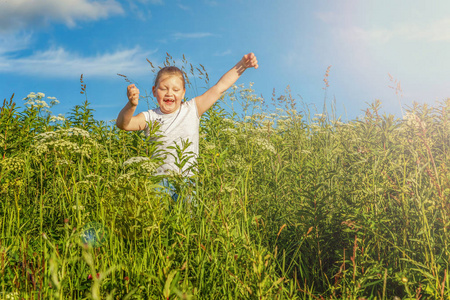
[1,66,450,299]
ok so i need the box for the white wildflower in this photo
[37,92,45,98]
[224,155,246,169]
[222,128,237,134]
[77,180,90,187]
[5,292,19,299]
[24,92,36,99]
[32,144,49,155]
[118,173,132,180]
[224,185,237,193]
[262,120,274,127]
[0,157,25,172]
[276,119,288,131]
[34,100,50,108]
[310,124,321,131]
[229,136,237,146]
[140,161,158,173]
[66,127,90,138]
[50,114,65,122]
[48,97,60,105]
[72,205,85,211]
[403,112,426,129]
[56,159,73,165]
[251,137,276,154]
[123,156,150,167]
[85,174,103,181]
[35,131,58,142]
[103,158,116,165]
[32,136,93,158]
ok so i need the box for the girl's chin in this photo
[161,104,180,114]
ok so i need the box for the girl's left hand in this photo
[242,53,259,69]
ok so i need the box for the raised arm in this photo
[195,53,258,116]
[116,84,147,131]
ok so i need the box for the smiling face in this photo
[152,75,186,114]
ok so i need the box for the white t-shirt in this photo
[142,98,200,176]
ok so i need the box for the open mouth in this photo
[164,99,175,103]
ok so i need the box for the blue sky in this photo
[1,0,450,122]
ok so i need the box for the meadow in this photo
[1,59,450,299]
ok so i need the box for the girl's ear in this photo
[152,86,156,97]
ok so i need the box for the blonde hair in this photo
[154,66,186,89]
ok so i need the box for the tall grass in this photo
[1,61,450,299]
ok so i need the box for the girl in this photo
[116,53,258,195]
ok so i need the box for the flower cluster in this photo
[251,136,276,154]
[72,205,85,211]
[23,92,60,111]
[56,159,73,166]
[116,172,135,185]
[223,155,246,170]
[85,174,104,182]
[0,156,26,173]
[123,156,150,167]
[66,127,91,138]
[32,127,96,158]
[403,112,426,130]
[50,114,66,122]
[102,158,117,166]
[35,127,91,143]
[123,156,159,174]
[33,139,93,157]
[204,143,216,151]
[140,161,158,174]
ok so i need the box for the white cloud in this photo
[336,18,450,44]
[172,32,213,40]
[315,11,337,24]
[0,33,33,54]
[0,46,157,78]
[213,50,231,56]
[127,1,152,21]
[203,0,218,6]
[133,0,163,4]
[178,3,190,11]
[0,0,124,32]
[403,19,450,42]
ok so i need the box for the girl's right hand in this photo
[127,84,140,106]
